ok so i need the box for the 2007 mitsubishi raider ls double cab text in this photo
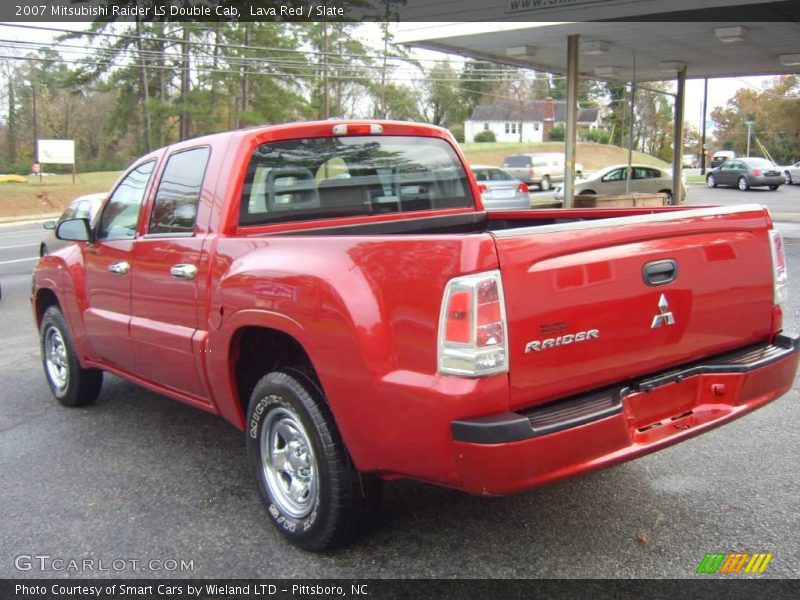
[33,120,799,550]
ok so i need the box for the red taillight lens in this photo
[477,184,488,194]
[752,168,762,176]
[518,182,529,193]
[445,291,472,343]
[439,271,508,376]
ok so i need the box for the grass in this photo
[459,141,671,171]
[0,171,121,219]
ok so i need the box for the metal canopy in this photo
[397,20,800,83]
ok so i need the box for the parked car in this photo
[682,154,698,169]
[35,119,799,551]
[501,153,583,191]
[710,150,736,168]
[782,161,800,185]
[470,165,530,210]
[705,157,784,191]
[40,192,106,256]
[553,163,684,204]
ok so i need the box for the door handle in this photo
[642,259,678,286]
[170,264,197,281]
[108,261,130,275]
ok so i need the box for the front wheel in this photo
[539,176,551,191]
[706,174,717,188]
[785,171,793,185]
[738,176,750,191]
[247,369,380,550]
[40,306,103,407]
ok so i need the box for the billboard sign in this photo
[38,139,75,164]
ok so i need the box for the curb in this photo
[0,213,60,227]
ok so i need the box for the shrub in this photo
[473,130,496,143]
[548,123,565,141]
[585,128,611,144]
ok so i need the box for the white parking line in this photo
[0,256,39,265]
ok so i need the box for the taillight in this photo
[477,184,488,194]
[752,168,762,176]
[518,182,529,193]
[438,271,508,377]
[530,167,537,177]
[770,230,788,304]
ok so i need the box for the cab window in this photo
[96,161,156,241]
[149,147,210,234]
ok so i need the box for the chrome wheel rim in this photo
[707,176,715,187]
[44,326,69,393]
[260,406,318,519]
[739,177,747,190]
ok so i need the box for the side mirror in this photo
[43,220,56,230]
[56,218,93,243]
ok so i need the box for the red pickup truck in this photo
[33,120,798,550]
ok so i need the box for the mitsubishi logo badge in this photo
[651,294,675,329]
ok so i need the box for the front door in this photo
[82,160,156,368]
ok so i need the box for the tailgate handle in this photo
[643,260,677,286]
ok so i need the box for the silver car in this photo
[782,161,800,185]
[470,165,530,210]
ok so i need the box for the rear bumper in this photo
[451,334,799,495]
[750,175,785,187]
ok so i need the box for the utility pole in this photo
[31,77,41,184]
[322,22,329,119]
[700,77,707,175]
[745,119,754,156]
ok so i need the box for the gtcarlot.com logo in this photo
[696,552,773,574]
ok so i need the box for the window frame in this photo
[94,159,157,243]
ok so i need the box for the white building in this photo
[465,100,600,143]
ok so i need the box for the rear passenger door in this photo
[130,146,212,403]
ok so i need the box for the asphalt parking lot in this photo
[1,186,799,578]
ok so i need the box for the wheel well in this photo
[35,289,60,324]
[232,327,318,415]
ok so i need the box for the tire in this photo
[40,243,47,257]
[769,184,780,191]
[539,176,551,192]
[575,171,583,179]
[738,176,750,191]
[785,171,793,185]
[581,189,596,195]
[659,190,674,205]
[706,174,717,188]
[246,369,381,550]
[40,306,103,407]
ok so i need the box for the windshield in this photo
[240,136,474,226]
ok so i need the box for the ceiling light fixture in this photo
[506,46,536,58]
[714,26,747,43]
[778,53,800,66]
[583,41,610,55]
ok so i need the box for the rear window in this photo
[240,136,473,226]
[503,155,531,168]
[746,158,774,168]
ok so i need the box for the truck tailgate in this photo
[492,205,777,411]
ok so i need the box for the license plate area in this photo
[624,378,699,430]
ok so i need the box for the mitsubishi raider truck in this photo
[33,120,799,550]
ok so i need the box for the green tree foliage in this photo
[711,76,800,164]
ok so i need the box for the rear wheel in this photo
[706,174,717,188]
[659,190,674,205]
[246,369,381,550]
[769,184,780,191]
[40,306,103,407]
[738,176,750,191]
[539,176,551,191]
[581,189,596,195]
